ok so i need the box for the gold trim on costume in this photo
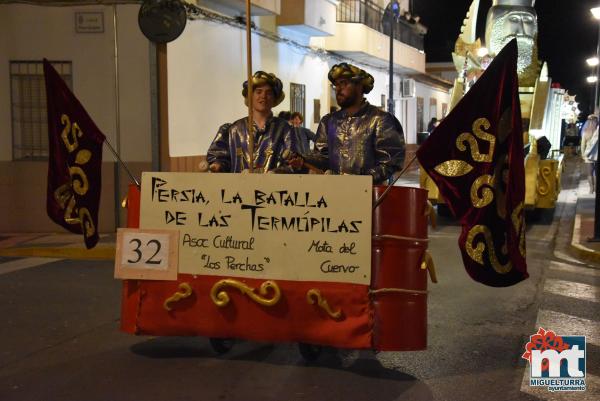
[306,289,344,320]
[163,282,193,311]
[210,278,281,307]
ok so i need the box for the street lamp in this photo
[593,7,600,113]
[590,6,600,241]
[384,0,400,115]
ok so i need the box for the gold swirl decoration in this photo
[306,289,344,320]
[60,114,83,152]
[456,118,495,162]
[537,166,552,196]
[210,279,281,308]
[434,160,474,177]
[78,207,95,238]
[163,283,193,311]
[420,251,438,283]
[470,175,494,208]
[511,202,526,257]
[69,166,89,195]
[424,200,437,228]
[465,225,512,274]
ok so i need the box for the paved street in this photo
[0,161,598,401]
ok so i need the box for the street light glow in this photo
[588,76,598,83]
[477,47,489,58]
[587,57,600,66]
[592,6,600,20]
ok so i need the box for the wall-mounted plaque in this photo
[75,12,104,33]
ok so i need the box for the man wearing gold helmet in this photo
[291,63,405,184]
[207,71,300,173]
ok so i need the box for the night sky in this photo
[414,0,599,117]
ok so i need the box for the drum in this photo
[372,185,429,351]
[126,183,141,229]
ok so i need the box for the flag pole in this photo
[372,154,417,210]
[245,0,254,173]
[103,138,141,187]
[112,5,123,228]
[111,6,140,194]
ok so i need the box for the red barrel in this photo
[371,185,429,351]
[126,183,141,229]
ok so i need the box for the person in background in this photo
[278,110,291,122]
[207,71,300,173]
[581,114,599,193]
[289,63,405,184]
[289,112,316,154]
[562,121,580,156]
[427,117,438,133]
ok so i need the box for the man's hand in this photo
[287,154,304,170]
[209,162,222,173]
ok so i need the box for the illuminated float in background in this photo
[420,0,565,216]
[119,175,436,360]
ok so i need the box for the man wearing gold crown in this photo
[485,0,537,75]
[207,71,300,173]
[290,63,405,184]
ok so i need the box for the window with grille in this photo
[290,83,306,127]
[10,60,73,160]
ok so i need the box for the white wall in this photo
[0,4,151,162]
[415,81,450,129]
[167,15,414,157]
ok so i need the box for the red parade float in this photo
[119,180,436,360]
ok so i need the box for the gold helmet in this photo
[242,71,285,106]
[328,63,374,94]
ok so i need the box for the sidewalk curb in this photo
[570,212,600,264]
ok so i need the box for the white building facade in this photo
[0,0,450,233]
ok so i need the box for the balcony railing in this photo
[336,0,425,51]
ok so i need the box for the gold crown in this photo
[492,0,535,7]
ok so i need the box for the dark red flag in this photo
[44,59,106,249]
[416,40,527,287]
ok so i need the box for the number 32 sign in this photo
[115,228,179,280]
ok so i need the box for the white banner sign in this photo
[140,173,372,284]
